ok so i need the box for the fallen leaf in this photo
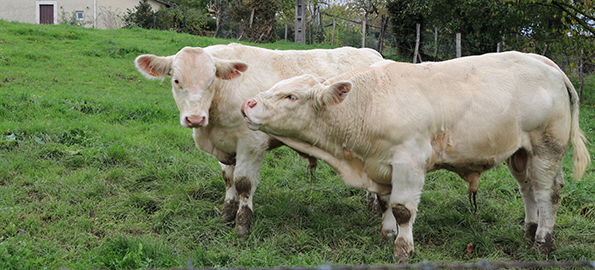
[467,243,474,258]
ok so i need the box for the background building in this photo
[0,0,177,29]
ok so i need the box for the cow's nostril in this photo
[247,99,257,108]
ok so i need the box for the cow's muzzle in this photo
[241,98,260,130]
[185,115,206,128]
[241,99,257,112]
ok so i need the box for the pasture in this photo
[0,20,594,269]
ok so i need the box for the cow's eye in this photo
[174,79,180,85]
[285,95,297,101]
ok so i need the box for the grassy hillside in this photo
[0,20,594,270]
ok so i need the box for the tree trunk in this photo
[215,14,222,38]
[249,8,254,28]
[456,33,461,58]
[317,5,323,43]
[376,15,388,54]
[413,23,420,63]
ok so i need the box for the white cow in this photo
[134,43,384,234]
[241,51,591,260]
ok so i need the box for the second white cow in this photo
[135,43,384,234]
[241,52,591,260]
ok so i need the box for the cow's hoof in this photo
[533,233,556,255]
[523,222,538,243]
[236,225,250,238]
[222,200,239,223]
[380,229,397,242]
[394,237,414,263]
[235,205,253,236]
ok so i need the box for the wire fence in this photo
[164,259,595,270]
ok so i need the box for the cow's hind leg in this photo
[531,162,564,254]
[530,130,567,255]
[220,163,239,223]
[367,192,382,217]
[508,144,566,255]
[506,149,539,243]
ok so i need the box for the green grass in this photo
[0,20,594,269]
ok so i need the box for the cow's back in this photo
[206,44,383,91]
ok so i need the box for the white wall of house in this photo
[0,0,167,29]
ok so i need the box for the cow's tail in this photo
[563,73,591,179]
[534,53,591,179]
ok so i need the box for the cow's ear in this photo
[320,81,351,106]
[214,58,249,80]
[135,54,174,79]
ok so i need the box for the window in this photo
[76,11,84,21]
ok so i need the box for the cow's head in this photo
[135,46,248,128]
[241,74,351,137]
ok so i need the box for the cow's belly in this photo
[428,120,525,173]
[428,140,520,174]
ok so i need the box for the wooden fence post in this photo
[362,15,367,48]
[413,23,420,63]
[331,19,336,46]
[434,27,438,57]
[579,48,584,101]
[285,24,288,41]
[456,33,461,58]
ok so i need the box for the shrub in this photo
[123,0,208,36]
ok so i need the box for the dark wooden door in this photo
[40,4,53,24]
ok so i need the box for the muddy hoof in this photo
[222,200,239,223]
[394,237,414,263]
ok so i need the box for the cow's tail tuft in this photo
[564,74,591,179]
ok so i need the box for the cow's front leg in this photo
[219,163,239,223]
[390,161,425,262]
[233,139,267,235]
[378,194,397,241]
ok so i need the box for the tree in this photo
[207,0,230,37]
[386,0,427,59]
[123,0,209,36]
[123,0,157,29]
[386,0,594,59]
[230,0,281,42]
[536,0,594,36]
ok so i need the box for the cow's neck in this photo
[312,72,377,158]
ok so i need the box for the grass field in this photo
[0,20,594,270]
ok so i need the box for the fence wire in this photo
[174,259,595,270]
